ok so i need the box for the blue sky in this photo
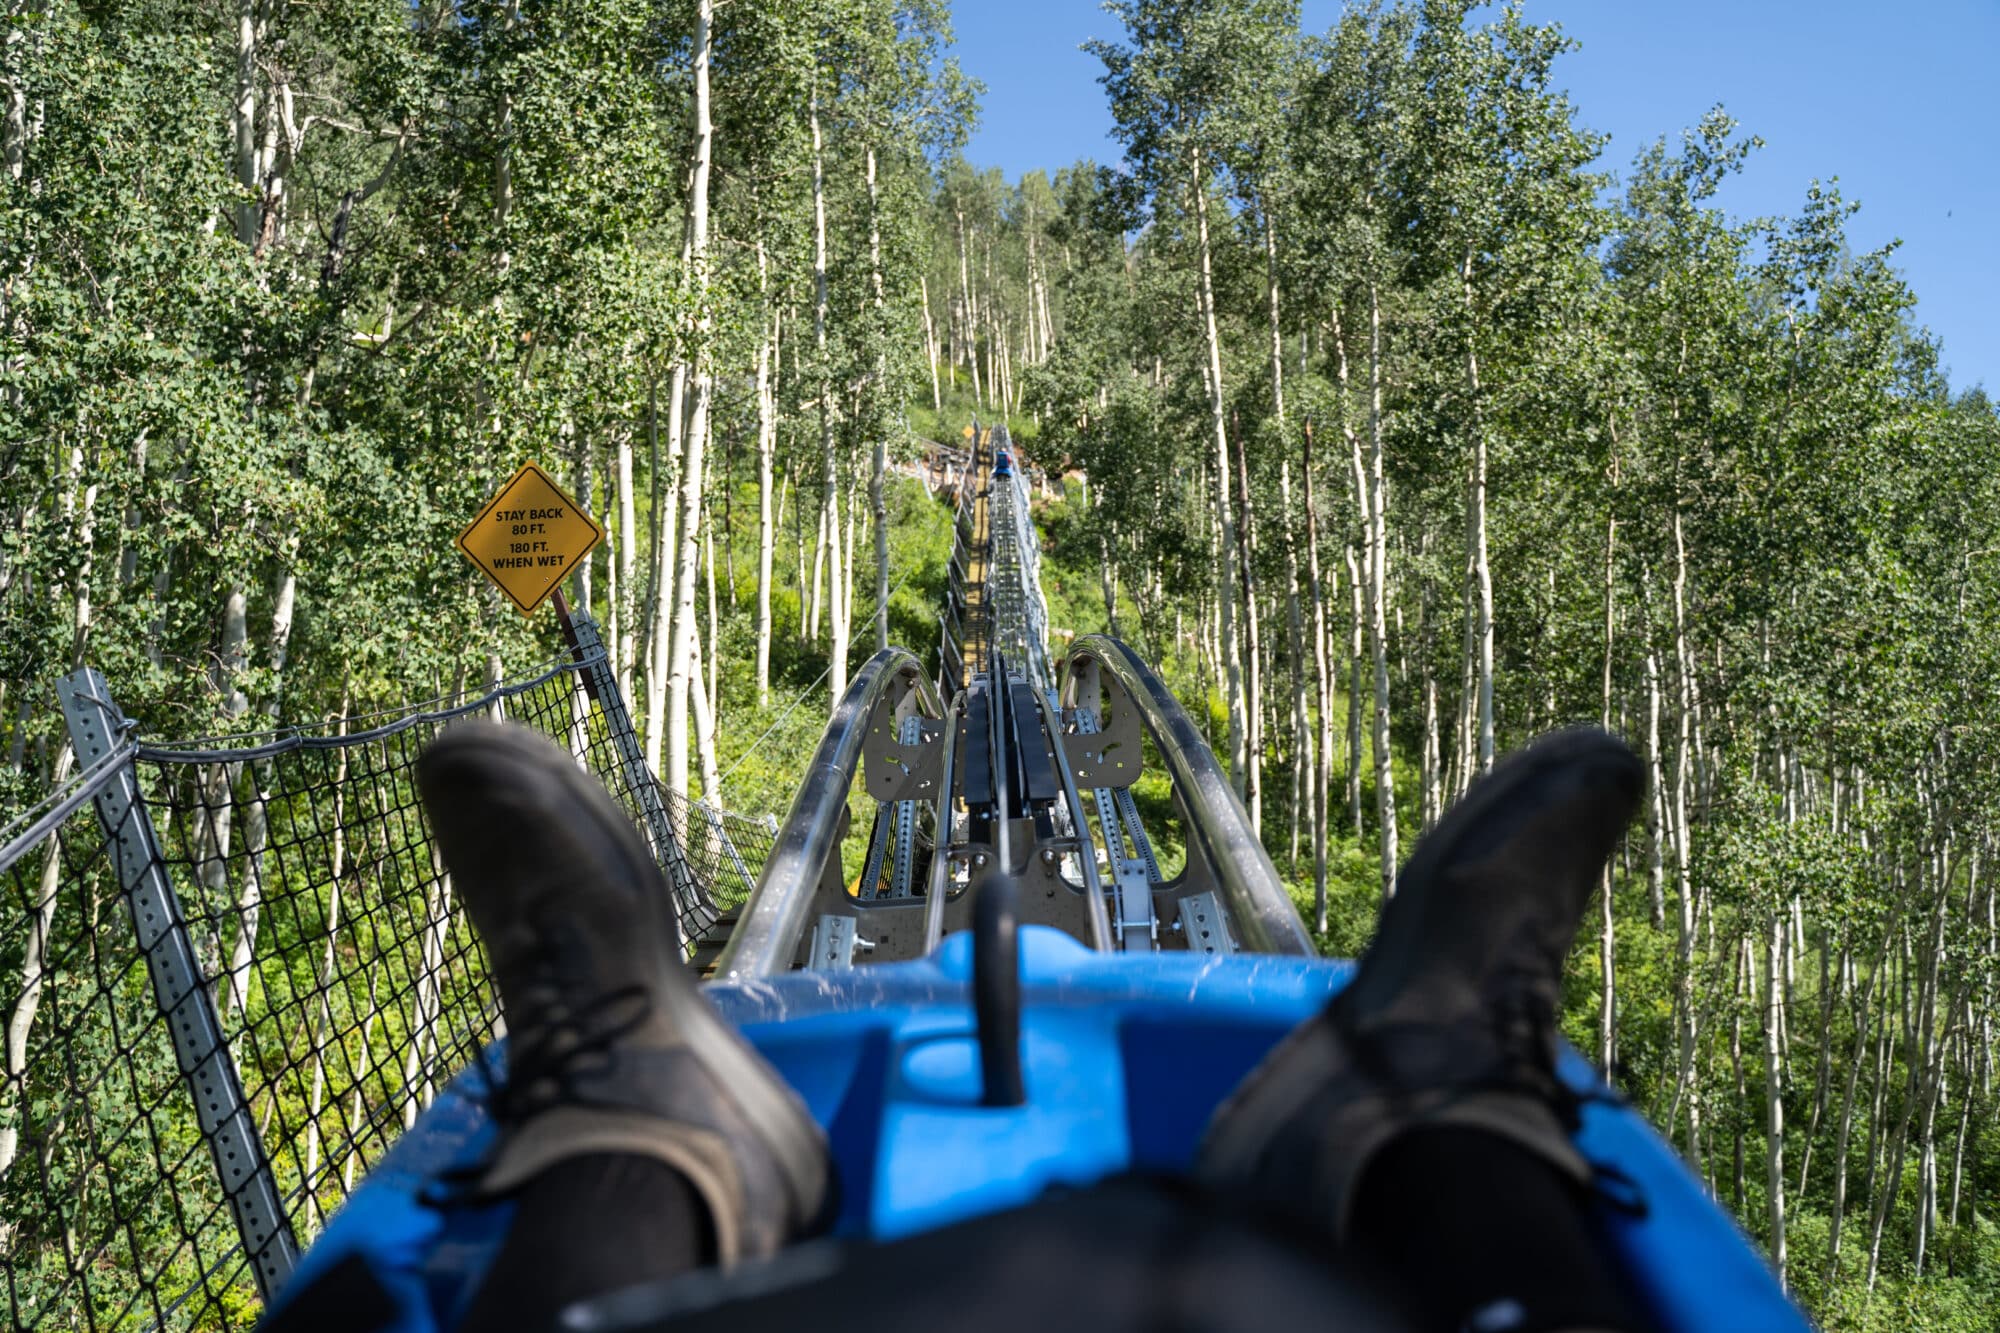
[949,1,1999,395]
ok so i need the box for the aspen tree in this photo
[1301,421,1333,934]
[810,78,845,703]
[665,0,717,801]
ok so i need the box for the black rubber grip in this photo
[973,872,1025,1108]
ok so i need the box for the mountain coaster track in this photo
[709,423,1314,979]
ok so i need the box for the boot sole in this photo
[1341,725,1641,1019]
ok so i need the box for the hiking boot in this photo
[1197,726,1644,1241]
[416,722,833,1265]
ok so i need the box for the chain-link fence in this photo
[0,615,774,1329]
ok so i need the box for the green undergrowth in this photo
[906,373,1043,451]
[701,470,954,819]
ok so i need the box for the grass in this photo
[905,373,1042,451]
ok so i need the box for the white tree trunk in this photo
[690,618,722,810]
[1281,458,1310,866]
[617,428,637,701]
[225,765,272,1018]
[2,1,30,184]
[200,579,252,995]
[1765,912,1787,1286]
[705,511,719,730]
[1599,512,1618,1072]
[1097,510,1120,636]
[400,859,455,1126]
[807,489,827,643]
[755,297,776,707]
[1824,930,1890,1282]
[1234,431,1263,834]
[1667,505,1702,1167]
[662,0,716,801]
[232,0,260,245]
[1365,285,1398,895]
[1645,634,1667,926]
[644,363,688,773]
[665,403,708,800]
[955,209,981,406]
[300,706,350,1234]
[841,462,858,652]
[810,87,846,705]
[866,144,890,653]
[1263,209,1285,425]
[1302,424,1332,934]
[1461,259,1494,771]
[1189,153,1244,795]
[1345,543,1363,839]
[223,545,296,1011]
[920,274,941,412]
[0,743,74,1188]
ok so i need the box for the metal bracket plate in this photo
[864,691,946,804]
[1065,673,1142,790]
[807,914,861,971]
[1113,857,1156,946]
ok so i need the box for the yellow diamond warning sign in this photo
[456,462,604,615]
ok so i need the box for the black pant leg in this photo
[1349,1129,1650,1333]
[455,1154,716,1333]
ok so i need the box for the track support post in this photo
[57,668,302,1302]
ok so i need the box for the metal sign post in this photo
[457,461,709,953]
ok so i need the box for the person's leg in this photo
[456,1155,714,1333]
[1199,727,1650,1333]
[411,725,833,1311]
[563,1176,1412,1333]
[1350,1130,1641,1333]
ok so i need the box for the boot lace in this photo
[1342,937,1650,1220]
[488,947,652,1124]
[423,953,652,1209]
[1481,958,1570,1116]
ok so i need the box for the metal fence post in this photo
[562,611,713,947]
[56,668,301,1302]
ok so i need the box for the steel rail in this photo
[1027,682,1114,952]
[920,689,966,952]
[1059,636,1315,956]
[715,648,943,980]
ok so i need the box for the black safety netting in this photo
[0,748,243,1332]
[2,639,777,1328]
[670,792,776,927]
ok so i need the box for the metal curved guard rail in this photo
[715,648,944,980]
[1027,681,1114,952]
[1059,636,1315,956]
[920,690,965,952]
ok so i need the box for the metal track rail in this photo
[1060,636,1315,956]
[715,649,944,980]
[718,419,1309,973]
